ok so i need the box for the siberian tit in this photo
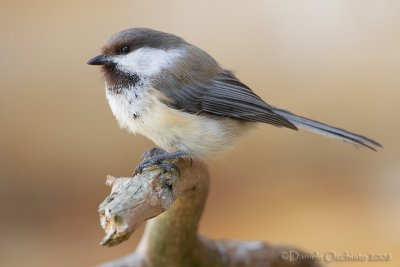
[87,28,381,171]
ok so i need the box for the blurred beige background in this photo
[0,1,399,266]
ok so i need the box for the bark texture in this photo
[98,150,321,267]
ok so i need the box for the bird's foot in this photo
[133,149,188,177]
[140,147,167,160]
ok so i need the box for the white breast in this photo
[106,84,250,157]
[105,83,154,133]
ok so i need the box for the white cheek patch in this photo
[113,47,184,76]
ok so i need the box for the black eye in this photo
[121,45,130,54]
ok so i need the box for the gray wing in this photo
[154,71,297,130]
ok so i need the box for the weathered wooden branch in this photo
[98,149,321,267]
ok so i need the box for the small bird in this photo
[88,28,381,171]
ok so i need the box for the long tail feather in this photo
[272,107,382,151]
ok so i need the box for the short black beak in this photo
[87,55,112,65]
